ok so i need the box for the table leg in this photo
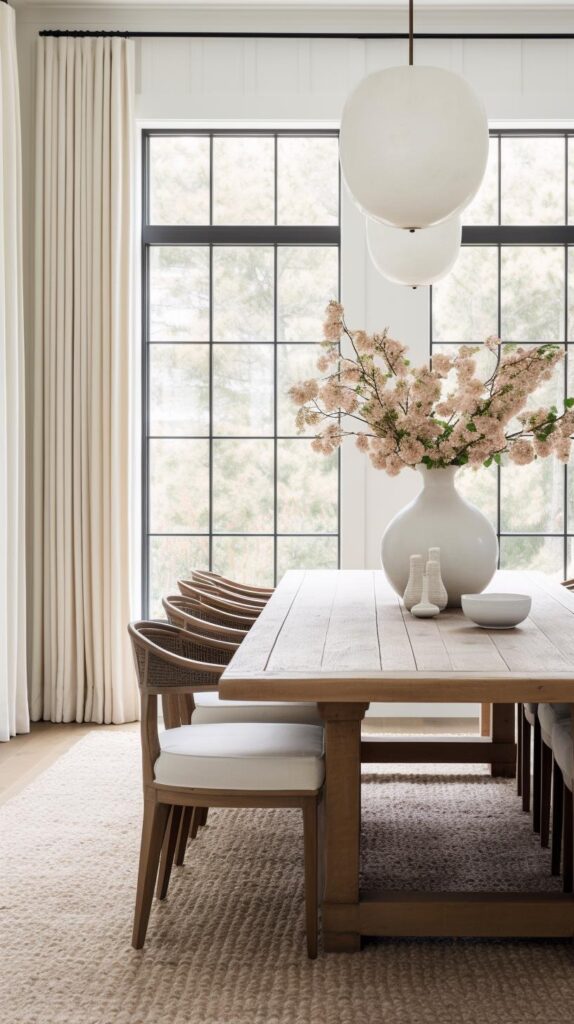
[319,701,368,953]
[491,703,516,778]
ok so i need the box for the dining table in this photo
[219,568,574,952]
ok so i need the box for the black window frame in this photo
[141,128,341,615]
[430,127,574,579]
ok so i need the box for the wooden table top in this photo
[219,569,574,704]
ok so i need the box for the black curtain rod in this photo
[38,30,574,41]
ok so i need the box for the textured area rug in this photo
[1,730,574,1024]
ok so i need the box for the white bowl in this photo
[461,593,531,629]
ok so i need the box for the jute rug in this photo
[1,730,574,1024]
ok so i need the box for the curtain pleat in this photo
[0,5,29,741]
[32,37,138,724]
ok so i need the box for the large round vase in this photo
[381,466,498,607]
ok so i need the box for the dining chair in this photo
[192,569,274,600]
[550,717,573,892]
[518,703,538,816]
[161,600,321,727]
[537,703,571,851]
[176,583,259,630]
[177,579,264,618]
[128,620,324,957]
[162,594,249,641]
[189,571,271,606]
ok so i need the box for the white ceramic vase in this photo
[381,465,498,607]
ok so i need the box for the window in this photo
[142,130,341,615]
[431,130,574,579]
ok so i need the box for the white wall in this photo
[14,2,574,714]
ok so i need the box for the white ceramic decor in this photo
[426,559,448,611]
[411,573,439,618]
[339,65,488,229]
[461,593,531,629]
[366,214,462,287]
[403,554,424,611]
[381,466,498,607]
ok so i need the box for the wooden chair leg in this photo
[190,807,202,839]
[198,807,209,828]
[156,805,182,900]
[516,703,522,797]
[532,716,541,833]
[175,806,194,867]
[521,711,531,813]
[551,758,564,876]
[132,797,171,949]
[563,786,573,894]
[540,738,552,848]
[303,798,318,960]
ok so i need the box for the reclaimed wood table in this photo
[219,568,574,952]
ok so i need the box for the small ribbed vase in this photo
[381,465,498,607]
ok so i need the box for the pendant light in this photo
[366,214,462,288]
[339,0,488,230]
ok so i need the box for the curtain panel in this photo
[32,37,138,724]
[0,4,29,741]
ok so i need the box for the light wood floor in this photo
[0,721,138,806]
[0,717,478,807]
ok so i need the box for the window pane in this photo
[501,247,564,341]
[456,464,498,530]
[149,136,210,225]
[277,246,338,341]
[212,536,274,588]
[149,345,209,436]
[149,247,210,341]
[277,137,339,225]
[277,536,338,576]
[213,440,274,533]
[464,138,499,226]
[499,535,563,576]
[277,440,338,533]
[213,137,274,225]
[432,247,498,342]
[149,439,209,533]
[213,247,274,341]
[500,457,564,534]
[213,344,274,437]
[501,136,565,225]
[148,536,209,618]
[277,344,322,436]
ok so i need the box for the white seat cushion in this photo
[538,703,571,743]
[552,719,573,790]
[192,691,321,726]
[155,722,325,792]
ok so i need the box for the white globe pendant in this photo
[340,65,488,229]
[366,214,462,287]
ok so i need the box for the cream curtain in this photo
[32,36,138,724]
[0,3,29,741]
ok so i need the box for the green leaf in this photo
[564,397,574,408]
[493,452,502,465]
[484,457,493,468]
[466,422,477,433]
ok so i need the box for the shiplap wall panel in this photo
[136,37,574,121]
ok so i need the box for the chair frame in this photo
[176,583,259,630]
[128,620,321,958]
[162,594,248,640]
[189,571,270,606]
[177,579,263,619]
[193,569,274,599]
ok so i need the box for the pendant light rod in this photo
[409,0,414,66]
